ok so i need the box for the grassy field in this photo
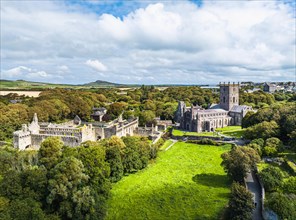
[106,142,231,220]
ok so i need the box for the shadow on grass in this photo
[192,173,231,188]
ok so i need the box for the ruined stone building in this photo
[175,82,252,132]
[13,113,138,150]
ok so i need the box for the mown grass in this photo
[159,139,174,150]
[172,129,217,137]
[106,142,231,220]
[216,126,245,138]
[172,126,244,138]
[215,126,242,132]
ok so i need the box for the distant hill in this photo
[0,79,75,90]
[82,80,123,87]
[0,79,125,90]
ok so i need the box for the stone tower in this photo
[219,82,239,111]
[28,113,40,134]
[175,101,186,123]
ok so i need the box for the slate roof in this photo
[230,105,251,113]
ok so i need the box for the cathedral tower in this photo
[219,82,239,111]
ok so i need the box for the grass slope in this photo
[106,143,231,220]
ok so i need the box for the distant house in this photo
[263,82,277,93]
[246,88,261,93]
[10,99,22,104]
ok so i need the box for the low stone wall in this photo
[255,167,266,220]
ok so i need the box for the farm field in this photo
[106,142,231,220]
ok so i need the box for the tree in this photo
[250,138,264,148]
[266,192,296,220]
[259,166,283,192]
[47,157,90,219]
[263,137,283,156]
[139,110,156,126]
[244,121,279,140]
[77,141,111,189]
[104,142,124,182]
[6,198,46,220]
[221,146,260,182]
[38,137,63,171]
[228,182,254,220]
[121,136,151,173]
[0,170,23,200]
[22,167,48,201]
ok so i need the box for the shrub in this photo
[266,192,296,220]
[259,166,283,192]
[186,138,222,146]
[282,176,296,194]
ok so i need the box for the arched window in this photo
[223,97,225,103]
[233,97,235,103]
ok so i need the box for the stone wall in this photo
[14,133,31,150]
[31,134,81,149]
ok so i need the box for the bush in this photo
[282,177,296,194]
[227,182,254,220]
[266,192,296,220]
[259,166,283,192]
[186,138,222,146]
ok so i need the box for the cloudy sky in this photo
[1,0,295,84]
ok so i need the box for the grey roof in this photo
[196,108,228,114]
[264,82,276,87]
[230,105,251,113]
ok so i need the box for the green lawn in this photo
[172,129,217,137]
[159,140,174,150]
[216,126,245,138]
[106,142,231,220]
[172,126,244,138]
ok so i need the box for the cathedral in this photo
[175,82,252,132]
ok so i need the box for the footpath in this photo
[246,171,263,220]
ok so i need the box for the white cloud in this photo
[85,59,108,72]
[2,66,56,81]
[2,66,32,77]
[0,0,295,84]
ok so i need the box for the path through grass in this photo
[106,142,231,220]
[159,139,174,150]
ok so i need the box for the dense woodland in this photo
[0,135,163,219]
[1,86,293,142]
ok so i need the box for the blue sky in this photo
[1,0,295,84]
